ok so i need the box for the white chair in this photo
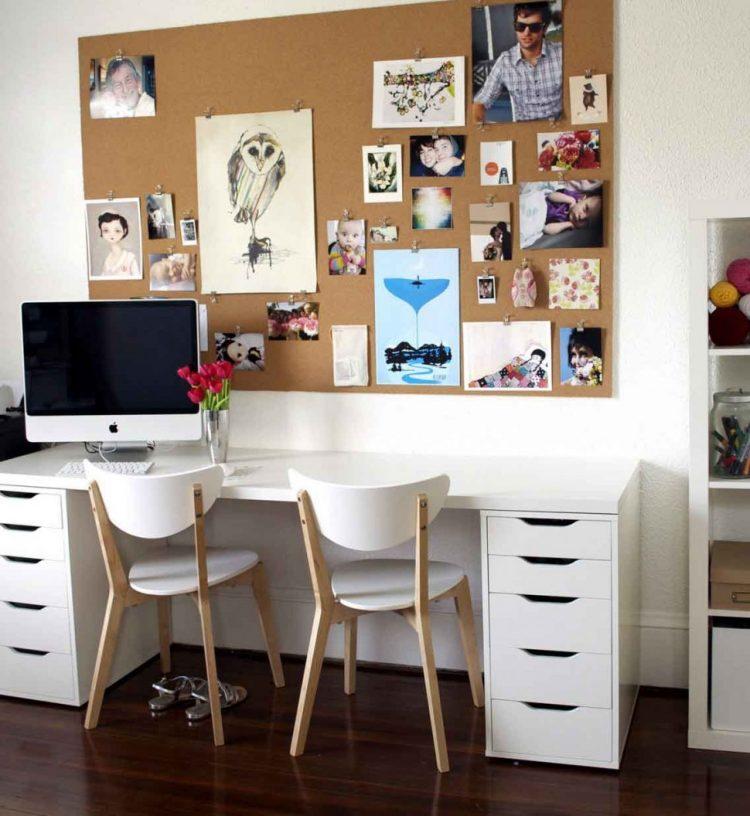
[288,469,483,773]
[83,461,285,746]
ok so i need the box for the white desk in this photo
[0,443,640,769]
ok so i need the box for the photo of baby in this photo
[149,253,196,291]
[410,135,466,177]
[85,198,142,280]
[469,202,512,262]
[215,331,265,371]
[328,219,366,275]
[477,275,496,304]
[146,193,175,240]
[370,225,398,243]
[362,145,403,203]
[560,327,603,386]
[520,180,604,250]
[267,301,320,341]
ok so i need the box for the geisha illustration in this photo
[469,345,549,390]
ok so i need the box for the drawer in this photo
[491,699,612,762]
[0,556,69,607]
[0,524,66,561]
[488,555,611,599]
[486,515,611,560]
[0,645,74,701]
[490,593,611,654]
[0,601,71,654]
[489,646,611,708]
[0,489,62,529]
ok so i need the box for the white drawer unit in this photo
[0,645,75,701]
[481,501,640,770]
[0,601,71,654]
[0,524,66,561]
[0,489,62,529]
[0,556,69,607]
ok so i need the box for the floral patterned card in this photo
[548,258,600,309]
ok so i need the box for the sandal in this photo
[185,680,247,722]
[148,675,204,712]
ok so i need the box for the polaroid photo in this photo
[537,130,601,172]
[519,181,604,250]
[362,145,403,203]
[471,2,562,124]
[480,141,514,185]
[145,193,175,240]
[267,301,319,341]
[215,331,265,371]
[549,258,600,309]
[85,197,142,280]
[412,187,453,230]
[373,56,465,128]
[477,275,496,304]
[560,326,603,386]
[410,135,465,178]
[570,74,608,125]
[470,202,512,262]
[370,224,398,243]
[89,55,156,119]
[327,219,366,275]
[149,253,196,292]
[180,218,198,246]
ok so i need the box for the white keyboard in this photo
[57,460,153,477]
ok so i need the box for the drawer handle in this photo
[1,555,42,564]
[0,490,38,500]
[523,702,578,712]
[0,523,40,532]
[10,647,48,656]
[520,594,577,604]
[522,648,578,658]
[520,557,578,566]
[519,518,576,528]
[5,601,45,611]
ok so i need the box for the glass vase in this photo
[203,408,230,464]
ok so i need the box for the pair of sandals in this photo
[148,675,247,721]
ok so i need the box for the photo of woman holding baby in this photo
[410,135,466,177]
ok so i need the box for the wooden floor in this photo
[1,647,750,816]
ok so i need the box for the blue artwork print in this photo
[374,248,460,386]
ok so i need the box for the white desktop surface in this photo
[0,444,638,514]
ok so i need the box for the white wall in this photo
[5,0,745,686]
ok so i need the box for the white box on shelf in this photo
[711,619,750,732]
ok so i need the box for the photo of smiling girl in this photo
[85,198,142,280]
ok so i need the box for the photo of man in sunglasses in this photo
[472,2,563,124]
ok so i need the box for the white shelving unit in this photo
[689,200,750,752]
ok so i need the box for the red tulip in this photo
[177,365,192,380]
[216,360,234,379]
[200,362,219,378]
[208,378,223,394]
[187,372,207,388]
[187,387,205,404]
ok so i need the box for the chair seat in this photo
[331,558,464,612]
[129,545,258,596]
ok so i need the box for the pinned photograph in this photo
[412,187,453,230]
[145,193,176,240]
[362,145,403,203]
[149,253,196,292]
[267,301,319,341]
[374,248,460,386]
[471,1,563,124]
[85,198,142,280]
[332,325,369,387]
[480,141,514,185]
[372,56,465,128]
[215,331,265,371]
[180,218,198,246]
[560,326,603,386]
[410,135,465,178]
[89,55,156,119]
[477,275,497,304]
[570,74,608,125]
[548,258,600,309]
[537,130,601,172]
[520,180,604,250]
[470,202,512,262]
[370,224,399,243]
[463,321,551,391]
[328,218,366,275]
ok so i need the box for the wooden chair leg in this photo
[453,577,484,708]
[196,591,225,747]
[290,606,332,757]
[344,617,357,695]
[157,597,172,675]
[249,562,285,688]
[84,592,125,730]
[415,608,449,773]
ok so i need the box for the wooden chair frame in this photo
[290,490,483,773]
[84,480,285,746]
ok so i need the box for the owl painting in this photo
[228,130,286,273]
[196,109,316,294]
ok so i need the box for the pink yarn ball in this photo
[726,258,750,294]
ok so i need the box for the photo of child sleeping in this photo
[410,135,466,177]
[519,180,604,250]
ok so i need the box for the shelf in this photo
[709,479,750,489]
[710,608,750,619]
[709,346,750,357]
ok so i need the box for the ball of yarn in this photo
[709,306,750,347]
[739,294,750,320]
[710,281,740,308]
[726,258,750,294]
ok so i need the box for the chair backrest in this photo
[83,461,224,539]
[288,468,449,552]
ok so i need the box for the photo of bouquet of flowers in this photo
[537,129,601,172]
[177,360,234,409]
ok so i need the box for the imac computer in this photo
[21,299,201,444]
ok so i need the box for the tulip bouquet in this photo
[177,360,234,410]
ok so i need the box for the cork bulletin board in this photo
[79,0,614,397]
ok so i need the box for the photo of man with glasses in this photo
[472,1,563,124]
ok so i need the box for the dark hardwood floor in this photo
[1,647,749,816]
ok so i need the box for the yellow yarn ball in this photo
[710,281,740,308]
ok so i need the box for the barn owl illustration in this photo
[227,129,286,272]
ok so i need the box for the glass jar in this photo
[711,389,750,478]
